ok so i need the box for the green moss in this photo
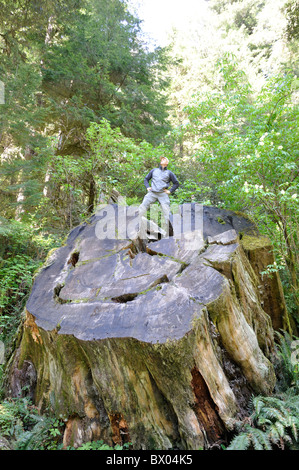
[45,247,59,260]
[232,210,259,228]
[76,252,114,266]
[240,234,271,251]
[71,297,91,303]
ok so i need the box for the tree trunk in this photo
[6,204,288,450]
[87,177,96,214]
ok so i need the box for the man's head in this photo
[160,156,169,168]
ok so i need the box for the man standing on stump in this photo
[138,156,179,238]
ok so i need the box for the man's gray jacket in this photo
[144,165,179,194]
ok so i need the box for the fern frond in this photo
[275,331,299,390]
[15,415,57,450]
[252,396,265,418]
[229,389,299,450]
[291,421,298,441]
[227,431,251,450]
[249,427,270,450]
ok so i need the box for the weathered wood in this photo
[5,204,287,449]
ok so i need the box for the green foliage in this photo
[85,119,168,198]
[181,55,299,322]
[227,333,299,450]
[15,415,63,450]
[0,399,24,438]
[41,0,171,144]
[0,218,61,354]
[228,424,272,451]
[1,1,299,453]
[0,0,172,226]
[0,255,40,313]
[0,396,132,451]
[284,0,299,41]
[275,331,299,392]
[74,440,131,450]
[37,118,176,230]
[0,397,64,450]
[227,394,299,450]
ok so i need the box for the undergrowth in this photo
[0,395,131,450]
[0,219,61,361]
[0,218,298,450]
[227,331,299,450]
[0,397,63,450]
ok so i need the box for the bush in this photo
[0,397,64,450]
[227,333,299,450]
[0,218,61,357]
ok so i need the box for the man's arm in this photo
[144,169,154,189]
[169,171,179,194]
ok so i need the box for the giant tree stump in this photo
[7,204,288,449]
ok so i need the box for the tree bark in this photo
[5,205,287,449]
[87,177,96,214]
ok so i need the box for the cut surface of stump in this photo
[6,204,287,449]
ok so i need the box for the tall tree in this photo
[182,56,299,321]
[40,0,171,153]
[0,0,171,223]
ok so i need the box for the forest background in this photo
[0,0,298,450]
